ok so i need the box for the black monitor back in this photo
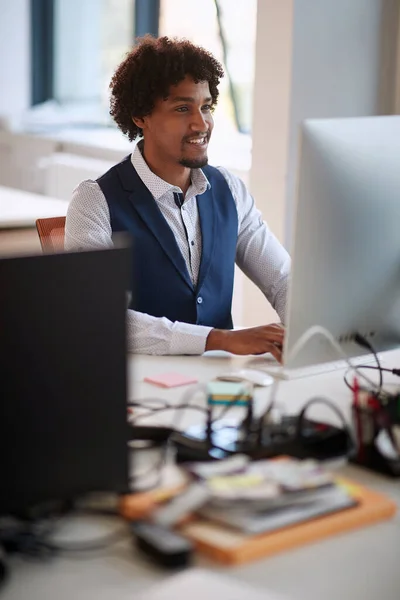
[0,245,130,515]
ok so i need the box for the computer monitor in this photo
[0,242,131,515]
[284,115,400,369]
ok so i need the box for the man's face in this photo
[137,76,214,169]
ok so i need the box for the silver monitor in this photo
[284,116,400,369]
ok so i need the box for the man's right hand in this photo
[205,324,285,363]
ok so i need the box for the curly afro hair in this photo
[109,35,224,141]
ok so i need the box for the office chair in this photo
[36,217,66,252]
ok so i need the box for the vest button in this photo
[197,296,203,304]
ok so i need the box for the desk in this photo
[0,186,68,229]
[2,352,400,600]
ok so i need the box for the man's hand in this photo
[205,324,285,363]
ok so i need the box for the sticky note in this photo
[144,372,198,388]
[209,474,264,491]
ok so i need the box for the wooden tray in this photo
[180,478,397,565]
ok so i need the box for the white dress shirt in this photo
[65,142,291,354]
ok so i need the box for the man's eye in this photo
[202,105,212,112]
[176,106,188,113]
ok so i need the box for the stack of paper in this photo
[187,457,357,534]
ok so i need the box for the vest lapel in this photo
[117,158,194,291]
[197,187,216,291]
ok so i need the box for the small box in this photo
[207,381,253,406]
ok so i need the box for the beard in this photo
[179,156,209,169]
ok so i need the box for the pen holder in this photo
[351,395,400,477]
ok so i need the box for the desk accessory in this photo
[131,521,193,568]
[217,369,274,387]
[180,477,397,565]
[129,397,353,464]
[207,381,253,406]
[351,381,400,476]
[144,373,199,388]
[192,458,357,535]
[173,410,353,463]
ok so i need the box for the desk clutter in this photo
[137,337,400,475]
[121,455,396,566]
[130,382,355,464]
[351,378,400,476]
[124,349,400,568]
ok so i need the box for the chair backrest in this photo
[36,216,66,252]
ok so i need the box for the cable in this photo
[353,333,383,392]
[258,378,280,424]
[131,385,250,454]
[243,325,388,450]
[129,387,210,428]
[134,328,377,458]
[172,384,208,432]
[296,396,356,457]
[253,325,382,395]
[128,398,171,410]
[131,404,209,424]
[343,364,400,394]
[349,365,396,374]
[215,383,252,422]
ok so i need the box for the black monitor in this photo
[0,243,131,515]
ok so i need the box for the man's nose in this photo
[190,110,209,131]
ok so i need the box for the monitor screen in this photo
[0,244,131,515]
[284,116,400,368]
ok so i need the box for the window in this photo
[159,0,257,135]
[30,0,256,168]
[53,0,134,122]
[159,0,256,168]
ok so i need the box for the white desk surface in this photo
[0,185,68,228]
[3,351,400,600]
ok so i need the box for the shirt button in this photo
[197,296,203,304]
[191,241,194,246]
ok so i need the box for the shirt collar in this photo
[131,140,210,201]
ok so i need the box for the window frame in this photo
[30,0,160,106]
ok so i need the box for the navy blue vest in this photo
[97,156,238,329]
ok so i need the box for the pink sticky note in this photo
[144,372,198,388]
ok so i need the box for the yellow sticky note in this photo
[209,474,264,491]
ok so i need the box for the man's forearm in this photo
[127,309,212,355]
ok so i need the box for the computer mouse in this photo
[217,369,274,387]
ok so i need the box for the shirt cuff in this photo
[169,322,213,355]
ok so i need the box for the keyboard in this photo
[246,354,380,381]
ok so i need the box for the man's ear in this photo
[132,116,146,130]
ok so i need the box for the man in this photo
[65,36,290,360]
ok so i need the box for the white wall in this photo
[244,0,399,327]
[285,0,399,246]
[0,0,30,121]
